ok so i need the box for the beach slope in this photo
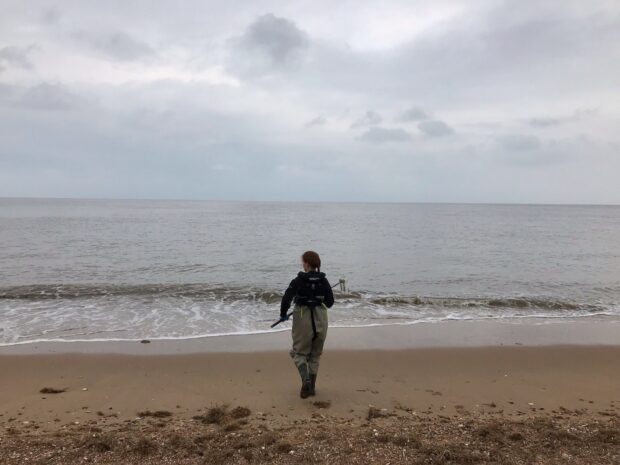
[1,341,619,464]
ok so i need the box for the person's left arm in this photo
[322,278,334,308]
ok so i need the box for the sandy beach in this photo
[1,322,619,464]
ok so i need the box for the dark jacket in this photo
[280,271,335,318]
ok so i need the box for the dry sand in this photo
[1,343,619,464]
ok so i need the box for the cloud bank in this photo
[0,0,619,204]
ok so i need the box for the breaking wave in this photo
[0,283,617,346]
[0,283,608,312]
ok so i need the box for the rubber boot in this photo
[297,364,312,399]
[309,374,317,396]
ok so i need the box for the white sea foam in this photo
[0,289,617,346]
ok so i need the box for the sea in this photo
[1,198,619,345]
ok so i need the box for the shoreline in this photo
[1,318,618,355]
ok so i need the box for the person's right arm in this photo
[280,278,298,318]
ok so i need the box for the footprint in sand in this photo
[313,401,331,409]
[425,389,442,396]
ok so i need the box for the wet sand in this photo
[1,323,619,463]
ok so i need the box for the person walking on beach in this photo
[280,251,335,398]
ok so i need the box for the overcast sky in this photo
[1,0,619,204]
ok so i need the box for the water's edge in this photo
[1,319,618,355]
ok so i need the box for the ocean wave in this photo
[0,283,610,313]
[365,295,594,311]
[0,283,282,303]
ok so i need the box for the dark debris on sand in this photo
[2,408,620,464]
[39,387,66,394]
[138,410,173,419]
[313,401,331,409]
[192,405,230,425]
[230,406,251,419]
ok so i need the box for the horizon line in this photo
[1,195,619,208]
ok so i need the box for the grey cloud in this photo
[498,136,593,166]
[82,31,155,62]
[479,4,619,70]
[357,127,411,143]
[397,107,429,122]
[502,150,569,167]
[230,14,309,73]
[274,2,620,110]
[529,117,563,127]
[0,45,36,70]
[41,7,62,24]
[0,83,15,100]
[19,83,79,111]
[498,134,541,151]
[528,108,598,127]
[351,110,382,128]
[417,120,454,137]
[0,82,77,111]
[305,116,326,127]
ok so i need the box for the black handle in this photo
[270,313,292,328]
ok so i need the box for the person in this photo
[280,251,335,398]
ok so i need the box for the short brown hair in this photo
[302,251,321,270]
